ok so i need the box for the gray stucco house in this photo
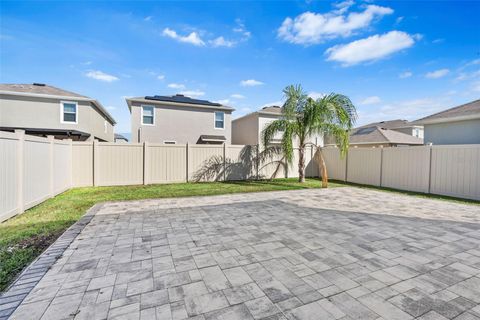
[127,94,234,144]
[232,105,323,146]
[414,99,480,145]
[0,83,116,141]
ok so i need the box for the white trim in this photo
[141,105,155,126]
[163,140,176,144]
[214,111,225,130]
[60,101,78,124]
[416,114,480,125]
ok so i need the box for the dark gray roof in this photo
[260,106,283,114]
[114,133,128,141]
[145,94,222,107]
[414,99,480,123]
[199,135,226,141]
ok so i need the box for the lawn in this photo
[0,178,340,292]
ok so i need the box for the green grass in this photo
[0,178,339,292]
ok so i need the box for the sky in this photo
[1,1,479,135]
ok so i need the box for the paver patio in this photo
[4,187,480,320]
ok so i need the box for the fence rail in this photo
[321,145,480,201]
[1,130,479,222]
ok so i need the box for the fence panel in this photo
[53,141,71,194]
[258,148,285,179]
[188,145,224,181]
[430,145,480,200]
[72,142,93,187]
[305,146,318,178]
[95,143,144,186]
[23,136,51,210]
[146,144,187,183]
[321,147,346,181]
[347,148,382,186]
[225,145,256,180]
[381,146,430,193]
[0,132,20,221]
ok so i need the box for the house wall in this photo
[232,113,259,145]
[130,102,232,144]
[424,119,480,145]
[0,94,114,141]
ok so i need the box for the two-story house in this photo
[232,105,324,146]
[127,94,234,144]
[0,83,116,141]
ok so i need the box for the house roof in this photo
[114,133,128,141]
[356,119,421,130]
[259,106,283,114]
[348,126,424,145]
[126,94,234,112]
[413,99,480,124]
[0,83,116,124]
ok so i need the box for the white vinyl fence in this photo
[2,130,479,222]
[321,145,480,201]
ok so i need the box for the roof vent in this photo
[33,83,46,86]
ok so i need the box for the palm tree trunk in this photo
[317,148,328,188]
[298,146,305,183]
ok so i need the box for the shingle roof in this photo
[259,106,283,114]
[356,119,414,129]
[0,83,116,124]
[0,83,88,98]
[414,99,480,124]
[348,126,423,145]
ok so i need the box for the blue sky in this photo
[1,1,479,134]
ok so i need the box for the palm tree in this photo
[262,85,357,184]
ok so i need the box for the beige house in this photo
[0,83,116,141]
[232,106,324,146]
[414,99,480,145]
[127,94,234,144]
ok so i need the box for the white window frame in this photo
[60,101,78,124]
[163,141,176,145]
[214,111,225,130]
[141,105,155,126]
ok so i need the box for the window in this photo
[214,111,224,129]
[61,101,77,123]
[164,141,176,144]
[142,105,154,125]
[414,128,420,137]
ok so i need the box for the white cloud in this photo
[359,96,381,105]
[432,38,444,44]
[168,83,185,89]
[308,92,326,100]
[85,70,119,82]
[471,81,480,92]
[157,74,165,80]
[231,94,245,99]
[278,4,393,45]
[210,36,236,48]
[395,16,404,24]
[106,106,116,110]
[162,28,205,46]
[325,31,416,66]
[425,68,450,79]
[144,16,152,21]
[179,90,205,97]
[233,19,251,40]
[399,71,413,79]
[216,99,230,104]
[240,79,264,86]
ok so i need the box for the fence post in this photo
[15,130,25,214]
[93,140,99,186]
[256,144,260,180]
[144,142,149,185]
[47,135,55,198]
[67,139,73,188]
[379,147,384,187]
[186,143,189,183]
[427,145,433,194]
[223,143,226,182]
[344,149,349,182]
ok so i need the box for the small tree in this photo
[262,85,357,184]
